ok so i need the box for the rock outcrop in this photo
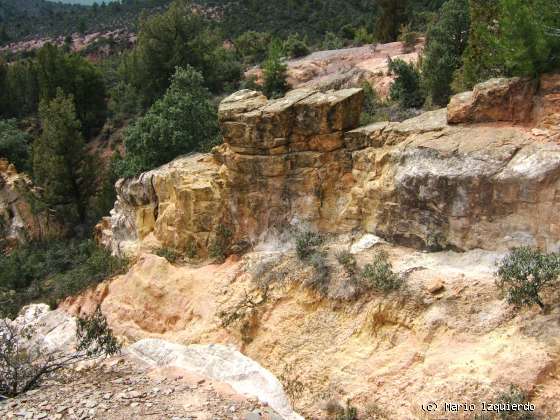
[128,339,302,420]
[2,304,295,420]
[447,77,536,124]
[62,243,560,418]
[246,40,423,97]
[0,160,62,248]
[104,74,560,255]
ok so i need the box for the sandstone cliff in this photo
[81,75,560,419]
[102,74,560,257]
[0,159,62,248]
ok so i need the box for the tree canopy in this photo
[422,0,470,106]
[122,0,241,105]
[117,66,220,178]
[32,90,96,226]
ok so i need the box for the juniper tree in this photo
[32,90,96,226]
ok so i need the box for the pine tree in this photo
[389,59,425,108]
[460,0,500,88]
[33,90,96,226]
[0,59,7,117]
[118,66,220,178]
[262,40,288,99]
[495,0,552,77]
[36,44,107,137]
[421,0,470,106]
[375,0,409,43]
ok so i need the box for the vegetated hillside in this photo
[198,0,447,42]
[0,0,84,20]
[1,0,449,46]
[54,0,118,4]
[0,0,171,42]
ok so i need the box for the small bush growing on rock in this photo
[398,23,418,53]
[303,252,330,297]
[155,247,181,264]
[209,224,233,263]
[186,241,198,259]
[474,384,536,419]
[295,231,323,261]
[364,402,389,419]
[495,385,536,420]
[360,250,403,293]
[0,307,120,397]
[335,400,359,420]
[388,58,425,109]
[262,39,289,99]
[336,250,357,276]
[496,247,560,311]
[278,363,305,402]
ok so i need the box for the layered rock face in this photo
[105,75,560,255]
[0,159,62,248]
[100,155,224,256]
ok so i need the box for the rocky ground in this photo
[60,234,560,419]
[247,40,422,96]
[0,356,282,420]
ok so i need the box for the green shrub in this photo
[389,58,425,109]
[359,82,383,125]
[335,400,359,420]
[284,34,310,58]
[304,252,330,297]
[235,31,272,64]
[186,241,198,259]
[209,224,233,262]
[262,39,289,99]
[1,306,121,397]
[322,32,344,50]
[0,240,127,318]
[496,247,560,311]
[117,66,220,178]
[421,0,470,106]
[336,250,357,276]
[398,23,418,53]
[361,250,403,293]
[0,119,31,171]
[155,247,181,264]
[353,27,375,45]
[474,385,536,420]
[295,231,323,261]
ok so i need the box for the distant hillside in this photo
[53,0,117,4]
[0,0,170,43]
[197,0,448,42]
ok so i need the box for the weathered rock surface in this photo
[2,305,293,420]
[62,243,560,418]
[0,160,62,248]
[246,40,423,97]
[447,77,536,124]
[105,74,560,255]
[128,339,302,420]
[5,304,77,354]
[0,355,281,420]
[101,154,225,257]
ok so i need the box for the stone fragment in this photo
[447,77,536,124]
[427,279,445,294]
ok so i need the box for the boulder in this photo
[447,77,536,124]
[127,339,303,420]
